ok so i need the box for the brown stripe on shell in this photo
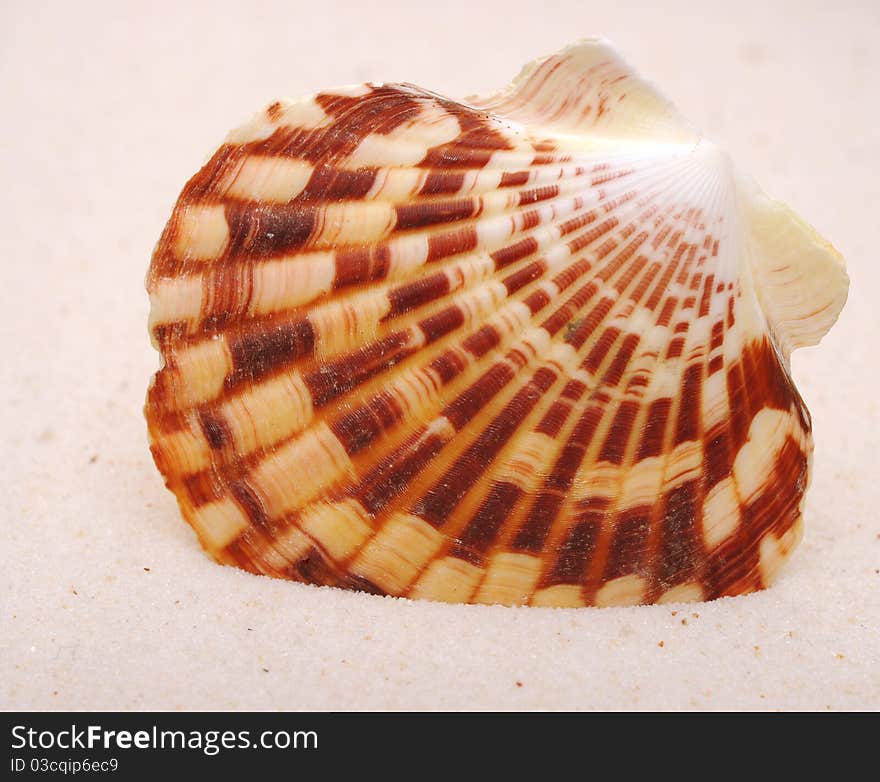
[387,272,451,315]
[333,246,390,288]
[420,170,466,195]
[353,426,451,515]
[287,546,343,587]
[395,198,476,230]
[450,482,524,565]
[603,509,651,581]
[298,166,379,201]
[500,171,530,188]
[655,482,702,588]
[224,202,317,258]
[542,511,603,588]
[303,331,414,406]
[229,319,316,382]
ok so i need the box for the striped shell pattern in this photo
[146,40,848,607]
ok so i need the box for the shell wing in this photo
[739,177,848,355]
[145,42,847,606]
[469,38,697,143]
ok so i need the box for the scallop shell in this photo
[145,39,848,607]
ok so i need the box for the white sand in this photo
[2,0,878,711]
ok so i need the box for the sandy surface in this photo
[2,0,878,711]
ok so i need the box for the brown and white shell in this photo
[145,39,848,607]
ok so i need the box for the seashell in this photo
[145,39,848,607]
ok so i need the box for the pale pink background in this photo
[2,0,877,710]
